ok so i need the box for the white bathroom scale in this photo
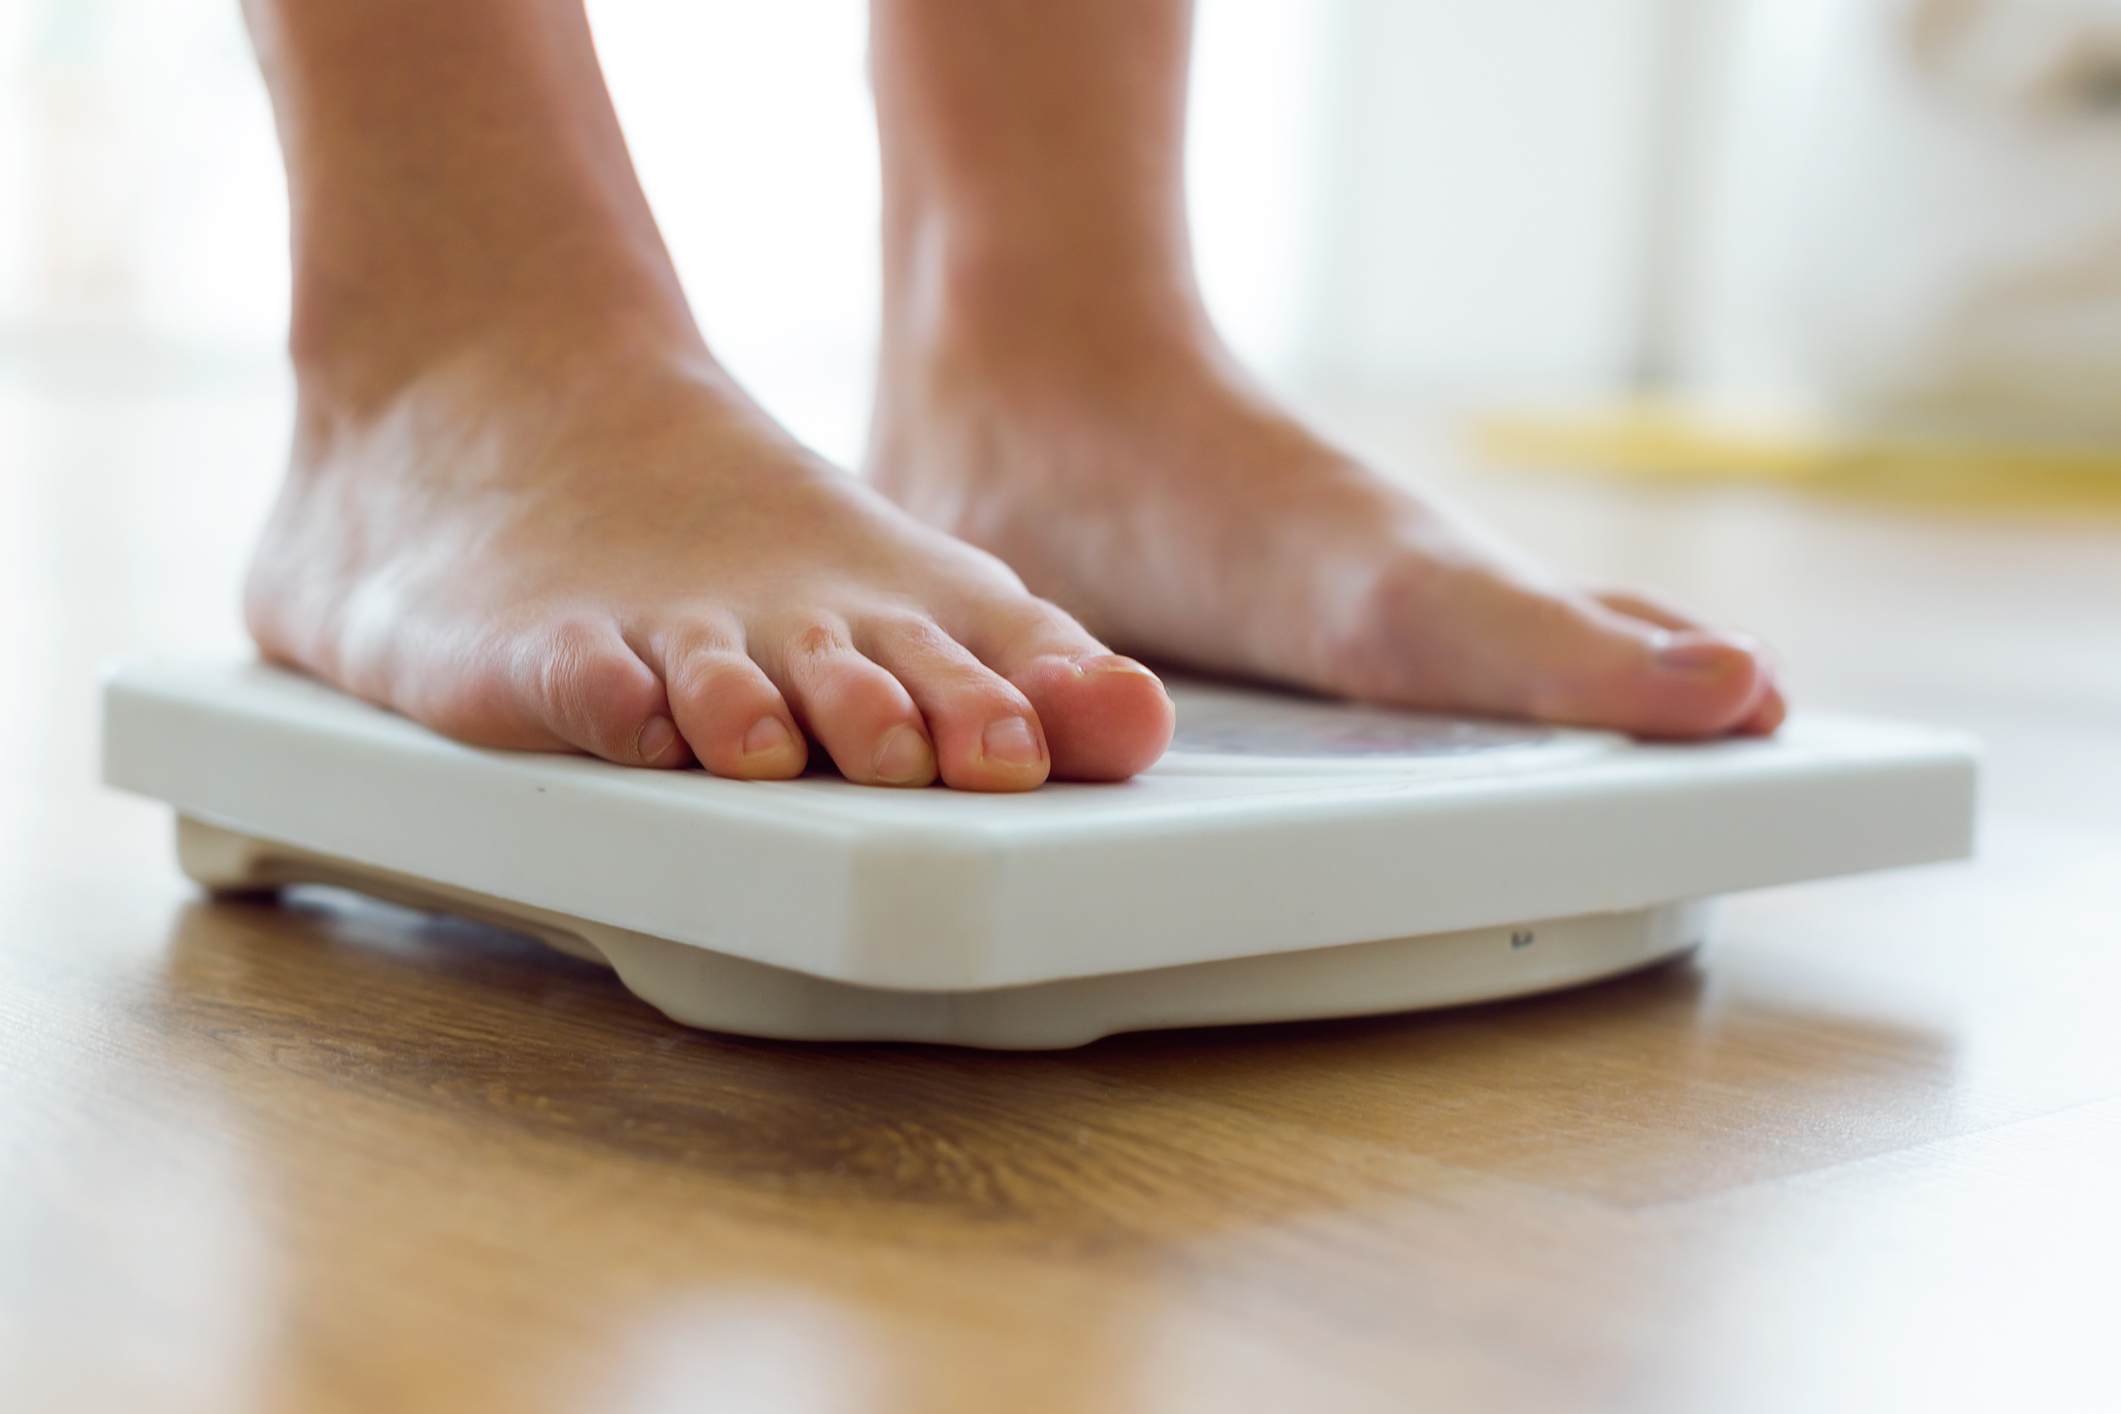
[102,657,1977,1049]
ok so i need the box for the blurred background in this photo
[10,0,2121,451]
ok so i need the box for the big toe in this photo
[1594,588,1788,737]
[1395,572,1775,738]
[1603,628,1776,738]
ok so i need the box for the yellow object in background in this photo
[1475,403,2121,517]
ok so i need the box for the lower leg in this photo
[246,0,692,404]
[240,0,1173,789]
[870,0,1208,379]
[868,0,1782,736]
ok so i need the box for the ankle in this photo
[884,206,1215,374]
[287,257,700,423]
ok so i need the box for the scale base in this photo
[178,816,1708,1049]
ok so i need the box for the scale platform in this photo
[102,657,1978,1049]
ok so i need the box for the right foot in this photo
[245,321,1175,791]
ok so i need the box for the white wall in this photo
[1302,0,1680,399]
[1680,0,2121,438]
[0,0,286,347]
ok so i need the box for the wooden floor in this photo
[5,360,2120,1413]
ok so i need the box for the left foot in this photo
[869,302,1785,739]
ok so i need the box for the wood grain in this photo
[5,370,2119,1413]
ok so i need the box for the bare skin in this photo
[241,0,1780,803]
[240,0,1175,792]
[867,0,1783,738]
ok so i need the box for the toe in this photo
[1733,684,1788,736]
[858,616,1050,792]
[1373,564,1773,738]
[965,605,1176,781]
[1622,628,1776,738]
[1595,588,1787,735]
[1008,653,1176,780]
[436,618,690,767]
[765,616,939,787]
[650,623,808,779]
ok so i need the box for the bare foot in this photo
[248,323,1175,790]
[870,314,1784,739]
[243,0,1170,792]
[867,0,1781,740]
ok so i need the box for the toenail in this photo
[742,715,793,757]
[981,715,1044,767]
[874,725,935,785]
[1084,655,1163,682]
[636,715,677,762]
[1655,638,1739,675]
